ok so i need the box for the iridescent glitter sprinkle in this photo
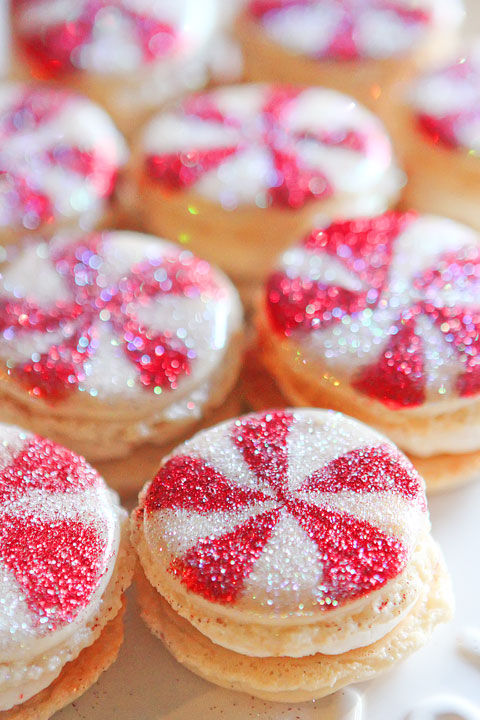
[144,409,426,610]
[266,212,480,408]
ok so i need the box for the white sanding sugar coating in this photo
[246,0,464,61]
[142,409,427,619]
[0,231,242,415]
[13,0,218,76]
[265,212,480,416]
[409,44,480,153]
[0,424,123,710]
[141,84,401,209]
[0,83,128,235]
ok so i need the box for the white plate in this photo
[55,479,480,720]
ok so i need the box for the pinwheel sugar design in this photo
[0,431,113,630]
[144,85,381,209]
[145,411,426,609]
[14,0,179,75]
[0,86,122,232]
[248,0,431,60]
[266,212,480,408]
[0,234,223,401]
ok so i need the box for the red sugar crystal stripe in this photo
[170,509,281,603]
[231,410,295,494]
[290,500,408,603]
[0,514,106,627]
[146,455,271,514]
[300,443,425,506]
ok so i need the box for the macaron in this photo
[0,230,244,487]
[132,408,452,702]
[0,422,133,717]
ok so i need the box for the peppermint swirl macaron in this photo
[400,44,480,231]
[0,230,243,477]
[0,423,133,714]
[133,83,403,288]
[254,211,480,490]
[12,0,220,137]
[235,0,464,110]
[0,83,127,244]
[132,408,452,702]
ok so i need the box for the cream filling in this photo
[0,511,133,712]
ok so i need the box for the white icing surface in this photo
[0,423,123,711]
[251,0,464,61]
[142,84,398,206]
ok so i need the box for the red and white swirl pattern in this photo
[143,409,426,612]
[0,84,127,236]
[0,231,239,407]
[0,424,119,654]
[410,46,480,152]
[247,0,463,61]
[266,212,480,409]
[141,84,395,209]
[13,0,217,76]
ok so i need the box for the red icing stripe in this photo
[290,500,408,603]
[231,410,295,495]
[269,147,331,208]
[170,509,281,603]
[0,515,106,627]
[353,313,426,408]
[266,271,368,335]
[427,305,480,398]
[146,455,271,515]
[121,320,191,392]
[145,147,240,190]
[302,213,410,288]
[0,435,98,504]
[300,443,425,506]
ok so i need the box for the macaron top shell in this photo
[0,230,242,415]
[13,0,218,77]
[246,0,464,62]
[141,409,427,619]
[141,83,399,210]
[265,212,480,410]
